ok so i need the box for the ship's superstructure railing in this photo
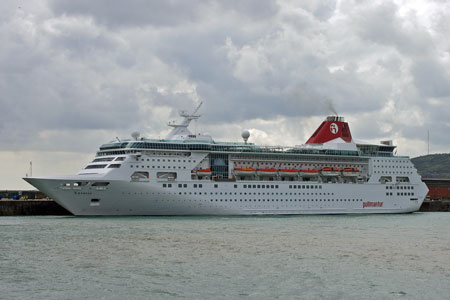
[97,139,396,159]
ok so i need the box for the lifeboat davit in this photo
[321,167,341,176]
[279,169,299,176]
[342,167,360,177]
[234,168,256,176]
[300,169,319,177]
[196,168,212,176]
[256,168,278,176]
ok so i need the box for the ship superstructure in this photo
[24,104,428,215]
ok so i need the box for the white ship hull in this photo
[24,177,427,216]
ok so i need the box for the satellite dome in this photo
[131,131,140,140]
[241,130,250,143]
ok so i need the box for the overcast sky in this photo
[1,0,450,189]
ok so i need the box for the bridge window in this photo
[85,164,107,169]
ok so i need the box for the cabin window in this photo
[108,164,121,168]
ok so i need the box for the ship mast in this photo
[165,102,203,140]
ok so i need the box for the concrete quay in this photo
[419,200,450,212]
[0,199,71,216]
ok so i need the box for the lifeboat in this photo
[299,169,319,177]
[234,168,256,176]
[342,167,360,177]
[256,168,278,176]
[196,168,212,176]
[321,167,341,176]
[279,169,299,177]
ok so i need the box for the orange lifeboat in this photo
[256,168,277,176]
[300,169,319,177]
[342,167,360,177]
[279,169,299,177]
[234,168,256,176]
[321,167,341,176]
[196,168,212,176]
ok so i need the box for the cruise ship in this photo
[24,103,428,215]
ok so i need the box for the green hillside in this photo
[411,153,450,178]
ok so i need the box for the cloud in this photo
[49,0,280,29]
[1,0,450,188]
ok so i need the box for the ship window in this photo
[214,184,218,188]
[132,171,150,180]
[93,157,114,162]
[244,185,247,188]
[234,185,237,188]
[163,184,166,188]
[184,184,187,188]
[156,172,176,180]
[168,184,172,188]
[92,182,110,186]
[199,184,203,188]
[85,164,107,169]
[178,184,182,188]
[108,164,121,168]
[194,184,197,188]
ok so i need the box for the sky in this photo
[1,0,450,189]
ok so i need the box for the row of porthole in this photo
[140,158,195,163]
[374,171,413,174]
[386,186,414,190]
[210,199,362,202]
[176,192,334,196]
[131,165,186,169]
[374,159,410,163]
[385,192,414,196]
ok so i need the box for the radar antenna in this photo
[165,101,204,140]
[179,101,203,120]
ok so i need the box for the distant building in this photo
[422,178,450,200]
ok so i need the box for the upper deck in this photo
[97,138,398,158]
[97,105,400,159]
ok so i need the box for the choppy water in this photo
[1,213,449,300]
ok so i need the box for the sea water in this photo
[0,213,449,300]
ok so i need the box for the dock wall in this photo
[419,200,450,212]
[0,200,71,216]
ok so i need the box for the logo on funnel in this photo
[330,123,338,134]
